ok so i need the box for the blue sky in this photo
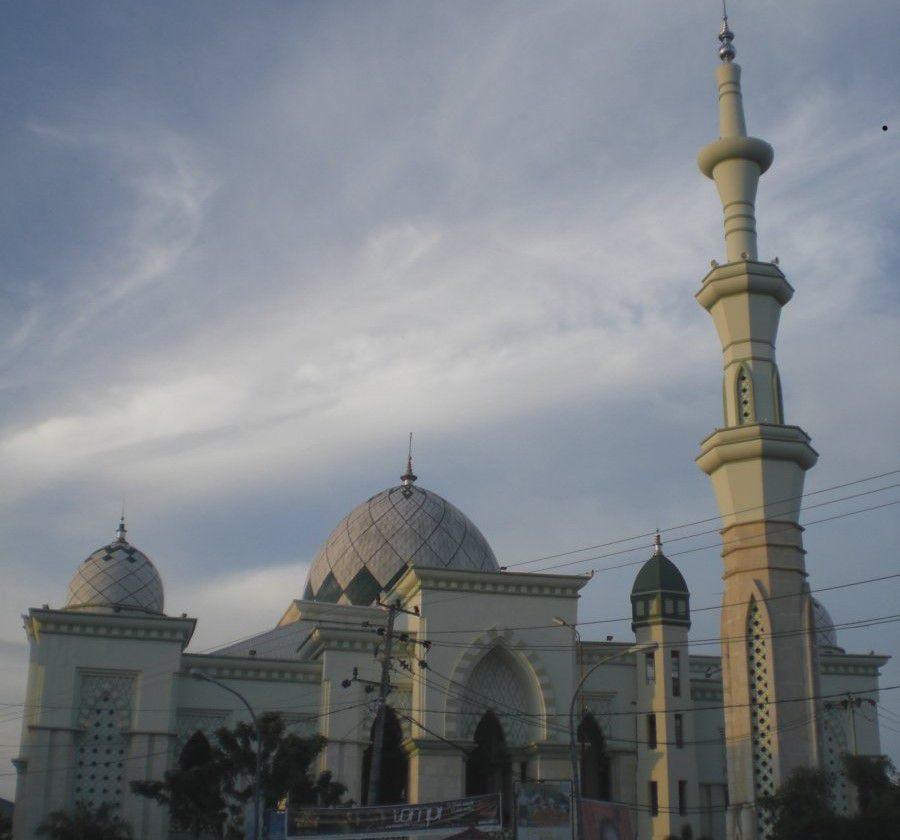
[1,1,898,799]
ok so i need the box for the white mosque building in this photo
[10,16,890,840]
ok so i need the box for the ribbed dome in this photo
[812,597,841,652]
[303,482,499,606]
[631,536,689,596]
[66,520,165,615]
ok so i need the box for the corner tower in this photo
[631,534,699,840]
[695,13,821,839]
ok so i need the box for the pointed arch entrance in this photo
[465,711,512,812]
[577,713,611,800]
[361,707,407,805]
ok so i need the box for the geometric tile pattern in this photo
[459,647,529,746]
[747,600,775,838]
[304,483,499,606]
[811,597,839,652]
[66,534,165,615]
[822,703,850,814]
[73,673,134,810]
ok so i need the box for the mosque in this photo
[10,15,889,840]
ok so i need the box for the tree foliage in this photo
[131,711,347,839]
[36,801,132,840]
[759,755,900,840]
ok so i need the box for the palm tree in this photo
[36,800,132,840]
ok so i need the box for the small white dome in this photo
[812,597,841,652]
[303,479,499,606]
[66,520,165,615]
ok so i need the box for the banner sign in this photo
[286,794,502,839]
[577,798,633,840]
[514,781,572,840]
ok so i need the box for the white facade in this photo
[11,512,888,840]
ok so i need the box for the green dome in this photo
[631,537,689,596]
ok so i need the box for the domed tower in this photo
[13,520,195,840]
[631,535,699,839]
[65,517,165,615]
[694,11,821,838]
[302,464,499,606]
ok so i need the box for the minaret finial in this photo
[401,432,417,486]
[116,510,127,542]
[719,1,736,62]
[653,529,663,556]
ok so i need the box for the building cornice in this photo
[25,607,197,649]
[277,599,387,629]
[183,653,322,684]
[819,651,890,677]
[392,566,590,602]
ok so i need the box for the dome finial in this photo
[401,432,417,486]
[653,529,663,556]
[718,0,736,62]
[116,508,127,542]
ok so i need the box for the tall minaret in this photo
[695,10,822,839]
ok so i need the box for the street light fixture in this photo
[190,668,263,840]
[566,642,658,840]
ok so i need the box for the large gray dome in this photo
[303,482,499,606]
[66,520,165,615]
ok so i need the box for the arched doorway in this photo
[361,707,407,805]
[577,713,611,800]
[466,711,512,819]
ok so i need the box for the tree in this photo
[758,755,900,840]
[132,712,348,839]
[131,730,234,838]
[36,801,132,840]
[758,765,841,840]
[842,754,900,835]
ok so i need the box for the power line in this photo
[424,568,900,636]
[418,493,900,613]
[507,467,900,569]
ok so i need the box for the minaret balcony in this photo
[697,423,818,476]
[696,260,793,312]
[697,135,773,179]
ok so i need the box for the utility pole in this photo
[341,597,431,806]
[366,599,399,806]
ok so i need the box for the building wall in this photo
[11,587,889,839]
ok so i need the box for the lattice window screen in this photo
[461,648,529,745]
[823,704,850,814]
[738,366,755,424]
[74,673,134,809]
[747,602,775,838]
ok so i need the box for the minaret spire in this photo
[718,1,735,63]
[697,6,772,262]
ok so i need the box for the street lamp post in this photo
[190,668,263,840]
[566,642,658,839]
[553,618,583,802]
